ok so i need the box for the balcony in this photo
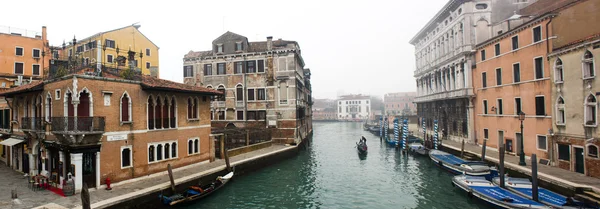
[216,101,225,107]
[21,117,46,132]
[50,117,105,135]
[414,88,474,103]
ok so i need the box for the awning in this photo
[0,138,24,146]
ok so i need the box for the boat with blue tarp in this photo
[492,177,597,209]
[159,171,234,206]
[429,149,496,180]
[452,175,549,209]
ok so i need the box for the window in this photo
[236,42,243,51]
[515,98,522,115]
[204,64,213,76]
[481,50,486,61]
[121,93,131,122]
[558,144,570,161]
[534,57,544,79]
[33,49,40,58]
[217,44,223,53]
[237,111,244,120]
[247,111,256,120]
[497,99,503,115]
[146,48,151,56]
[187,97,198,119]
[217,63,226,75]
[194,139,199,153]
[246,61,256,73]
[247,89,255,101]
[258,111,266,120]
[188,140,193,154]
[121,146,132,168]
[535,96,545,116]
[257,88,266,100]
[236,85,243,101]
[234,62,244,74]
[257,60,265,73]
[557,97,565,125]
[484,129,489,139]
[483,100,488,114]
[511,36,519,50]
[495,43,500,56]
[279,81,288,105]
[172,142,177,158]
[588,145,598,158]
[105,39,115,48]
[146,62,150,69]
[475,3,488,9]
[585,94,597,126]
[533,26,542,43]
[157,144,163,161]
[481,72,487,88]
[32,64,40,76]
[496,68,502,85]
[583,51,595,79]
[554,58,564,82]
[14,62,24,74]
[55,89,61,100]
[217,111,225,120]
[15,47,23,56]
[148,145,155,162]
[184,65,193,77]
[107,55,114,63]
[164,143,170,159]
[513,63,521,83]
[537,135,547,150]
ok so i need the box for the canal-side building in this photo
[0,65,220,193]
[54,25,160,77]
[0,25,50,164]
[411,0,537,143]
[336,94,371,121]
[313,99,337,121]
[183,32,312,144]
[384,92,416,116]
[548,0,600,177]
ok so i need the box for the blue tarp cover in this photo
[471,186,545,207]
[512,187,566,206]
[431,153,465,165]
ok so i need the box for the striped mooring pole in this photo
[393,118,399,147]
[384,117,389,141]
[434,120,439,150]
[402,119,408,150]
[379,117,383,140]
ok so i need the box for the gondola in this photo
[356,140,368,154]
[452,175,549,209]
[159,171,234,206]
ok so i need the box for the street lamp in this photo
[518,111,526,166]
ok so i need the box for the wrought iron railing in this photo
[50,117,105,133]
[21,117,46,132]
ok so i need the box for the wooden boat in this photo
[492,177,594,209]
[452,175,549,209]
[429,150,494,179]
[159,171,234,206]
[356,141,367,154]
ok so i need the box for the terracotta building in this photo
[384,92,416,116]
[0,66,220,193]
[312,99,337,121]
[548,0,600,177]
[473,1,561,160]
[183,32,312,144]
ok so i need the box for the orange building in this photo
[473,7,555,160]
[0,26,49,86]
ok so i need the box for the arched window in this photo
[121,92,131,122]
[121,147,131,168]
[170,97,176,128]
[557,97,565,125]
[45,92,52,122]
[193,97,198,119]
[187,97,192,119]
[583,51,595,79]
[148,96,154,130]
[148,145,155,162]
[162,97,169,128]
[194,139,199,153]
[585,94,597,126]
[172,142,177,158]
[155,96,162,128]
[188,140,193,154]
[236,84,243,101]
[217,85,226,102]
[164,143,170,159]
[588,145,598,158]
[156,144,163,161]
[555,58,564,83]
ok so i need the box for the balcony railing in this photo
[217,101,225,107]
[51,117,105,134]
[21,117,46,132]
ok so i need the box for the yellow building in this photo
[56,25,159,77]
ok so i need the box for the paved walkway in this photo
[2,144,291,209]
[442,140,600,194]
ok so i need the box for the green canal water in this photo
[182,122,489,209]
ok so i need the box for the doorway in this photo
[82,152,96,188]
[574,147,585,174]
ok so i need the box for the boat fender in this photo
[438,160,443,167]
[467,189,473,199]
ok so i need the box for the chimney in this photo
[267,36,273,51]
[42,26,47,43]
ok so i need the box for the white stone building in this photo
[337,95,371,121]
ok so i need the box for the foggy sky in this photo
[2,0,448,99]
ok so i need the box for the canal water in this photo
[182,122,489,209]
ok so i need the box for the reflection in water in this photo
[181,122,488,209]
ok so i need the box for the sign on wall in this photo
[107,134,128,141]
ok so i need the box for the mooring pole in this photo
[167,164,176,193]
[481,139,487,161]
[460,139,465,158]
[224,148,231,172]
[499,147,505,188]
[81,183,90,209]
[532,154,539,202]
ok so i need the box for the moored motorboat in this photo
[452,175,549,209]
[159,171,234,206]
[408,142,428,155]
[429,150,494,179]
[492,177,594,208]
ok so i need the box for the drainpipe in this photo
[5,97,13,133]
[546,15,554,55]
